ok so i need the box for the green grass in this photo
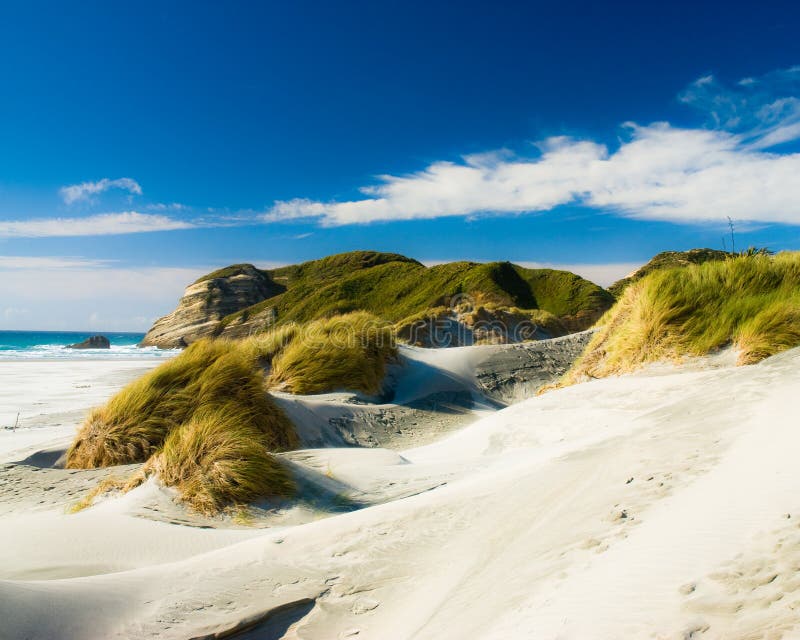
[393,304,568,345]
[267,312,397,395]
[608,248,730,297]
[564,252,800,383]
[219,256,613,336]
[193,263,271,284]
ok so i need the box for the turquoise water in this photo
[0,330,179,360]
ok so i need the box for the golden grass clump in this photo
[66,475,131,514]
[563,252,800,383]
[65,312,398,512]
[149,409,294,515]
[243,322,299,363]
[268,311,397,395]
[66,338,299,513]
[67,339,298,470]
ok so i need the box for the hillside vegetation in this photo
[564,252,800,383]
[218,252,614,338]
[142,251,614,347]
[608,248,730,297]
[68,312,397,512]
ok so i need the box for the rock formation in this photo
[140,264,285,348]
[66,335,110,349]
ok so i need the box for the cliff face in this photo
[140,264,285,348]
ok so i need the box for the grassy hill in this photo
[214,251,614,340]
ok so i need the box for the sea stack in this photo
[66,335,111,349]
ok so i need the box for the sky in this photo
[1,0,799,331]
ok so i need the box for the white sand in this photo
[0,360,161,463]
[2,348,800,638]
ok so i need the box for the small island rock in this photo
[66,335,111,349]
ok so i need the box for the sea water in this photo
[0,330,180,360]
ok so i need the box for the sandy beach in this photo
[0,359,163,463]
[2,343,799,639]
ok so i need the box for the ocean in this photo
[0,330,180,360]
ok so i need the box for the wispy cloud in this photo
[144,202,187,212]
[59,177,143,205]
[0,256,112,269]
[266,67,800,228]
[0,212,195,238]
[679,66,800,149]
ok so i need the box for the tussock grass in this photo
[66,312,397,511]
[149,409,294,515]
[564,253,800,383]
[67,340,298,469]
[66,338,299,513]
[268,312,397,395]
[244,323,299,363]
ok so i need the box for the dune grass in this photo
[267,312,397,395]
[148,408,294,515]
[66,339,298,469]
[66,338,299,513]
[66,475,131,514]
[66,312,398,511]
[564,252,800,383]
[607,248,730,297]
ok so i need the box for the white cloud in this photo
[0,212,195,238]
[264,198,329,222]
[59,177,143,204]
[679,66,800,149]
[144,202,187,211]
[267,68,800,228]
[0,263,209,331]
[0,256,112,269]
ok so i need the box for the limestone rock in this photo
[139,264,284,348]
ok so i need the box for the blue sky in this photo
[1,0,799,330]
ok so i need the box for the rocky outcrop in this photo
[66,335,110,349]
[395,306,569,347]
[140,265,285,348]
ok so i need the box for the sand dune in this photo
[1,344,799,638]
